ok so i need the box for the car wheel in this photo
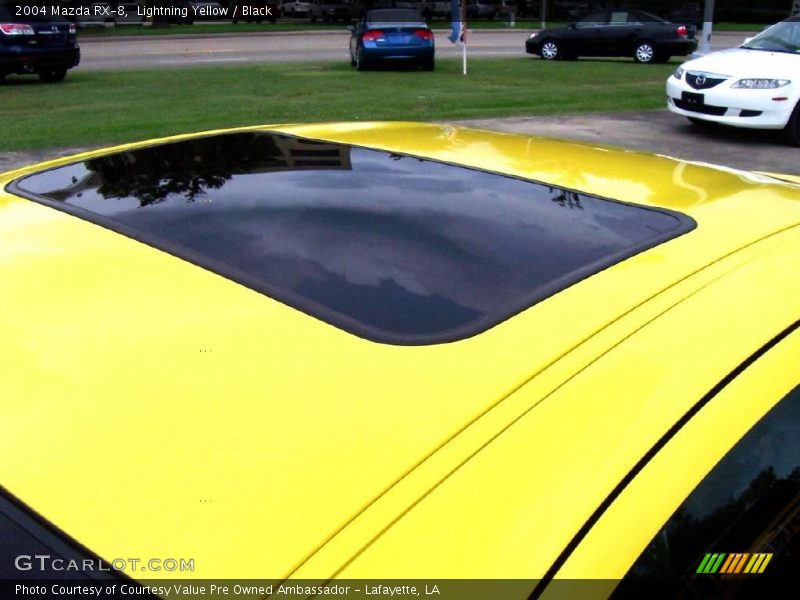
[783,101,800,146]
[37,68,67,83]
[634,41,656,63]
[355,48,368,71]
[540,39,560,60]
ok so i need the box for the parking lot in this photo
[458,110,800,176]
[6,23,792,178]
[73,28,749,70]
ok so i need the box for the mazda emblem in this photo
[696,75,706,86]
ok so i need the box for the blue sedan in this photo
[349,9,435,71]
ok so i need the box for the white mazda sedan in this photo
[666,16,800,145]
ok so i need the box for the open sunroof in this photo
[9,131,695,345]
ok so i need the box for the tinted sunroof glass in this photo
[11,131,695,344]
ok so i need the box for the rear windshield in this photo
[366,9,423,23]
[10,131,695,345]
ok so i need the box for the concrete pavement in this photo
[75,29,751,70]
[456,111,800,176]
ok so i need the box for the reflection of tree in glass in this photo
[549,187,583,210]
[84,133,288,207]
[624,466,799,582]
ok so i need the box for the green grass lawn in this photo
[3,58,677,152]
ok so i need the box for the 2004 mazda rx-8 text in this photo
[1,123,799,598]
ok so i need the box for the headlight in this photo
[732,78,791,89]
[672,66,684,80]
[528,32,538,40]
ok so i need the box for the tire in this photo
[634,41,656,63]
[540,39,560,60]
[38,68,66,83]
[783,101,800,146]
[355,47,369,71]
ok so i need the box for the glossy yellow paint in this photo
[1,123,800,584]
[546,322,800,590]
[316,224,800,582]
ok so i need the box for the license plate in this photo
[681,91,705,106]
[387,34,411,44]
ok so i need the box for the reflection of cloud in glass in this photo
[15,131,692,342]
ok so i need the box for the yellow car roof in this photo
[2,122,800,581]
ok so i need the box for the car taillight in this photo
[69,23,77,35]
[362,30,384,42]
[415,29,434,41]
[0,23,35,36]
[676,25,688,38]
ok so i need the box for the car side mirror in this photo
[347,25,355,32]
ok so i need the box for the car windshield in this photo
[366,9,424,24]
[741,19,800,54]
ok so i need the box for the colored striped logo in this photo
[696,552,773,574]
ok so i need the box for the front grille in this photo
[673,99,727,115]
[740,110,763,117]
[686,72,727,90]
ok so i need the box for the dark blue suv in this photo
[0,1,80,82]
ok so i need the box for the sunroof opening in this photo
[9,131,695,345]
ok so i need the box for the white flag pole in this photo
[462,25,467,75]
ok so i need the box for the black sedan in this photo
[0,1,79,82]
[525,9,697,64]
